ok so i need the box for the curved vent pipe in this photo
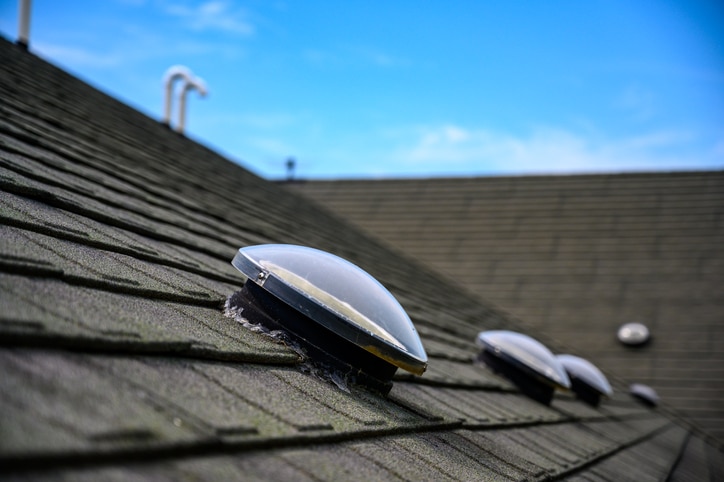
[17,0,32,49]
[176,76,207,134]
[162,65,207,134]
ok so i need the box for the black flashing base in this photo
[232,281,397,395]
[478,350,555,405]
[569,377,602,407]
[620,337,652,348]
[631,393,658,408]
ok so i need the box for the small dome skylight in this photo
[556,354,612,407]
[629,383,659,407]
[230,244,427,393]
[617,322,650,346]
[476,330,570,405]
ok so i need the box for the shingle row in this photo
[291,172,724,444]
[1,37,716,480]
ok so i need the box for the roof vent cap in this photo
[230,244,427,393]
[476,330,570,405]
[629,383,659,407]
[556,354,612,407]
[617,322,651,346]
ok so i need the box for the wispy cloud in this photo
[232,121,724,179]
[32,20,245,74]
[33,42,125,69]
[391,124,723,174]
[165,1,254,36]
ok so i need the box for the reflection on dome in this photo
[259,259,405,350]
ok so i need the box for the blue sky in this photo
[2,1,723,179]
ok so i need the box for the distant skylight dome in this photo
[556,354,613,407]
[629,383,660,407]
[476,330,570,405]
[230,244,427,393]
[617,322,651,346]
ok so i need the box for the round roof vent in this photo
[476,330,570,405]
[617,322,650,346]
[629,383,659,407]
[556,354,612,407]
[230,244,427,393]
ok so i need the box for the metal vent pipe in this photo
[176,77,207,134]
[162,65,193,126]
[17,0,32,49]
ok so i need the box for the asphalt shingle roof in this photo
[290,171,724,448]
[1,36,722,480]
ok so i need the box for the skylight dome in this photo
[617,322,650,346]
[557,354,612,407]
[629,383,660,407]
[476,330,570,405]
[230,244,427,392]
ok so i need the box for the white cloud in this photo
[166,1,254,36]
[228,122,724,179]
[32,21,245,74]
[393,124,723,174]
[33,42,124,69]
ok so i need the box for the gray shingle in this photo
[1,36,720,481]
[291,172,724,444]
[0,275,296,362]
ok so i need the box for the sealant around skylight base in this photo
[225,286,396,394]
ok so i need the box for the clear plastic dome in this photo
[232,244,427,375]
[629,383,659,407]
[476,330,570,388]
[617,322,650,346]
[557,354,612,396]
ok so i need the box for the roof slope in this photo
[289,171,724,446]
[1,37,721,479]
